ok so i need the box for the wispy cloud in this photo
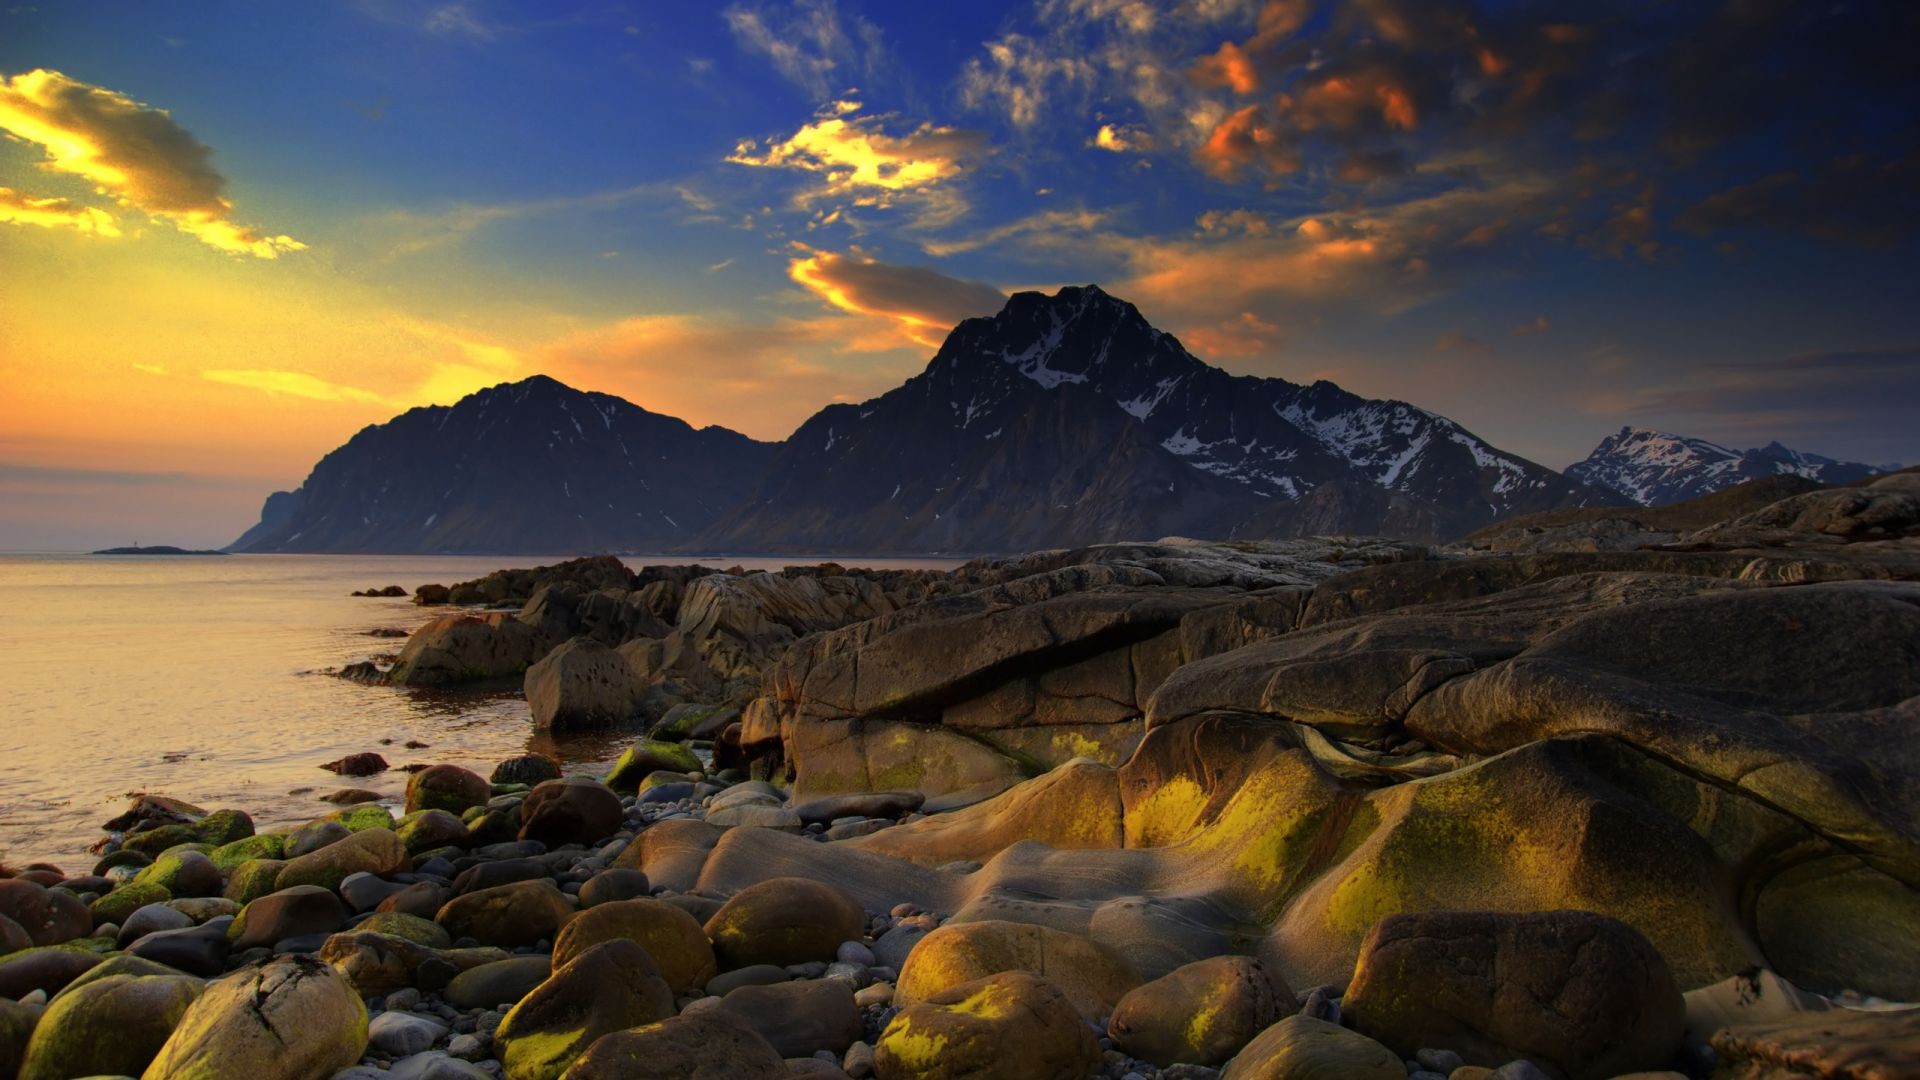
[0,69,304,257]
[722,0,884,101]
[787,246,1005,347]
[200,369,388,404]
[0,186,120,235]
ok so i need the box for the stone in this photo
[577,869,650,908]
[91,882,172,927]
[793,791,926,825]
[526,637,642,731]
[705,877,866,969]
[1681,968,1829,1042]
[357,911,452,949]
[896,919,1141,1022]
[48,952,189,999]
[16,971,199,1079]
[407,765,493,816]
[435,879,575,948]
[715,978,862,1057]
[389,1050,494,1080]
[873,971,1100,1080]
[1716,1008,1920,1078]
[0,998,37,1078]
[340,872,409,913]
[275,828,409,892]
[142,958,368,1079]
[0,881,92,945]
[319,931,500,997]
[117,902,195,947]
[707,804,804,830]
[323,752,390,777]
[208,834,286,874]
[558,1008,788,1078]
[398,810,471,854]
[1344,911,1686,1080]
[125,922,231,977]
[378,881,453,920]
[224,859,287,905]
[871,924,928,973]
[496,939,674,1080]
[370,1010,450,1057]
[388,611,544,688]
[286,820,353,858]
[551,898,717,995]
[445,956,553,1009]
[518,778,624,849]
[452,858,549,895]
[327,803,398,832]
[492,754,564,787]
[0,947,100,999]
[130,851,224,899]
[229,886,348,950]
[605,740,702,791]
[706,964,791,996]
[1108,955,1296,1067]
[321,787,383,805]
[1220,1015,1404,1080]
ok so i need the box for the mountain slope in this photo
[229,375,774,553]
[699,285,1611,551]
[1566,427,1888,506]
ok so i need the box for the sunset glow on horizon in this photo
[3,0,1916,548]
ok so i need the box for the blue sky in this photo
[1,0,1916,547]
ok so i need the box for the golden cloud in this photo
[0,186,120,235]
[728,101,987,218]
[0,69,303,257]
[200,369,387,403]
[788,248,1006,348]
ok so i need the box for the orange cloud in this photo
[0,186,120,235]
[200,369,389,404]
[788,248,1006,348]
[728,101,986,222]
[1191,41,1258,95]
[1180,310,1283,359]
[1195,104,1298,180]
[0,69,303,257]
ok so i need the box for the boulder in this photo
[444,956,552,1010]
[356,911,452,949]
[125,922,230,977]
[208,834,285,874]
[322,753,389,777]
[224,859,287,904]
[715,978,862,1057]
[604,741,701,791]
[577,869,650,908]
[1220,1015,1405,1080]
[551,898,716,995]
[873,971,1099,1080]
[0,998,38,1076]
[1108,955,1296,1067]
[526,638,642,731]
[1343,910,1685,1080]
[0,947,101,999]
[319,931,506,997]
[228,886,349,950]
[518,778,624,848]
[18,972,199,1080]
[397,809,471,854]
[705,877,866,969]
[793,791,925,825]
[132,851,223,899]
[496,939,674,1080]
[435,880,574,948]
[1709,1007,1920,1079]
[285,820,352,858]
[0,881,91,946]
[275,828,407,892]
[377,881,452,920]
[896,919,1140,1021]
[388,611,543,687]
[141,958,368,1080]
[92,882,172,927]
[406,765,493,816]
[558,1008,787,1078]
[492,754,563,786]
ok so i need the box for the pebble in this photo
[843,1040,875,1078]
[385,987,424,1011]
[447,1033,485,1060]
[369,1010,449,1056]
[1493,1064,1554,1080]
[387,1051,491,1080]
[1418,1048,1466,1073]
[836,941,876,966]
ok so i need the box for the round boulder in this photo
[396,809,471,854]
[704,877,865,969]
[491,753,563,787]
[435,879,575,948]
[0,881,92,946]
[896,919,1141,1021]
[444,955,553,1010]
[518,777,624,849]
[562,1008,786,1078]
[405,764,492,816]
[552,897,716,995]
[604,740,701,791]
[274,827,408,892]
[1220,1015,1405,1080]
[577,869,650,908]
[714,977,862,1057]
[18,972,200,1080]
[875,971,1099,1080]
[496,939,674,1080]
[142,958,367,1079]
[1109,955,1296,1067]
[1343,909,1687,1080]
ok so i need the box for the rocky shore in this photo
[3,470,1918,1079]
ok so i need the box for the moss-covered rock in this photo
[54,952,196,999]
[90,883,171,928]
[1108,955,1296,1067]
[1219,1015,1405,1080]
[18,972,200,1079]
[0,998,38,1080]
[405,765,491,816]
[208,835,284,876]
[396,809,470,854]
[896,919,1141,1022]
[222,859,286,905]
[131,851,222,899]
[192,810,254,847]
[274,828,407,893]
[142,958,367,1079]
[123,824,200,856]
[497,939,673,1080]
[354,911,450,949]
[558,1009,786,1079]
[550,898,715,995]
[604,740,701,791]
[0,947,103,1000]
[703,877,864,970]
[435,880,574,949]
[325,803,396,833]
[229,886,348,951]
[874,971,1100,1080]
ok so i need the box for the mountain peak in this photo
[1569,428,1880,506]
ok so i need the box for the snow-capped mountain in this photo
[229,375,774,552]
[1566,427,1888,507]
[700,285,1608,551]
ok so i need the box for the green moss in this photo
[90,883,170,926]
[122,825,199,856]
[222,859,286,905]
[605,740,701,791]
[193,809,254,846]
[354,912,450,949]
[326,804,395,833]
[209,834,285,875]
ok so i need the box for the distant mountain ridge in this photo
[1566,427,1890,507]
[232,285,1618,554]
[228,376,774,553]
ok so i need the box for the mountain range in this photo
[232,285,1670,554]
[1565,427,1890,507]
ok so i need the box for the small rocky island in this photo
[89,545,227,556]
[6,469,1918,1079]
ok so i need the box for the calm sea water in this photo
[0,552,962,870]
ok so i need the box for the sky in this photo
[1,0,1916,549]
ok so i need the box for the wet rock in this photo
[142,958,367,1079]
[896,919,1141,1022]
[407,765,493,816]
[126,921,231,977]
[526,637,643,732]
[453,858,549,896]
[577,869,650,908]
[208,834,287,874]
[1344,910,1685,1080]
[0,881,92,946]
[339,871,410,913]
[551,897,716,995]
[434,879,574,948]
[229,885,348,950]
[223,859,286,905]
[356,911,452,949]
[17,971,200,1080]
[560,1008,788,1078]
[131,851,224,899]
[1109,955,1296,1067]
[322,752,390,777]
[398,809,471,854]
[518,777,624,848]
[444,955,553,1010]
[874,971,1099,1080]
[705,877,866,969]
[496,939,674,1080]
[491,753,563,787]
[287,820,350,858]
[716,977,862,1057]
[1219,1015,1404,1080]
[604,740,702,792]
[275,827,408,892]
